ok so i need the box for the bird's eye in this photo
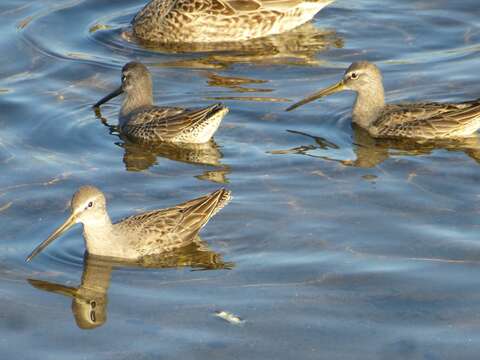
[90,300,96,309]
[351,72,358,79]
[122,75,127,83]
[88,202,93,208]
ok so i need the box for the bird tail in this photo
[175,188,231,236]
[188,103,228,127]
[181,103,229,143]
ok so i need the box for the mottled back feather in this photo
[117,188,231,242]
[123,103,226,143]
[132,0,334,42]
[372,99,480,138]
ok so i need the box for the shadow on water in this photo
[28,238,233,330]
[270,125,480,168]
[94,107,230,183]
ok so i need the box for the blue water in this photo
[1,0,480,358]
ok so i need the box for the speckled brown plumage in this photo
[369,101,480,139]
[132,0,335,43]
[124,103,228,143]
[118,188,231,257]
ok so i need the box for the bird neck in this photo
[352,83,385,129]
[120,87,153,119]
[82,212,117,257]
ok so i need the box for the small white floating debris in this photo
[214,310,245,325]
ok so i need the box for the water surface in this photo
[1,0,480,358]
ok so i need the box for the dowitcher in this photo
[26,186,231,261]
[131,0,335,43]
[286,61,480,139]
[93,62,228,144]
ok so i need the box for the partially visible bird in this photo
[132,0,335,43]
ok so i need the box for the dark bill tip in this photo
[26,214,76,262]
[93,86,123,108]
[285,101,305,112]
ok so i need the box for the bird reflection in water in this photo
[123,23,343,68]
[95,107,230,183]
[270,126,480,168]
[28,238,233,330]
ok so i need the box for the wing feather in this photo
[118,189,230,240]
[372,100,480,138]
[124,104,224,142]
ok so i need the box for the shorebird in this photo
[286,61,480,139]
[131,0,335,43]
[93,62,228,144]
[26,186,231,261]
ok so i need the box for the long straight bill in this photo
[26,214,77,262]
[286,80,345,112]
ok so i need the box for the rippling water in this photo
[1,0,480,358]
